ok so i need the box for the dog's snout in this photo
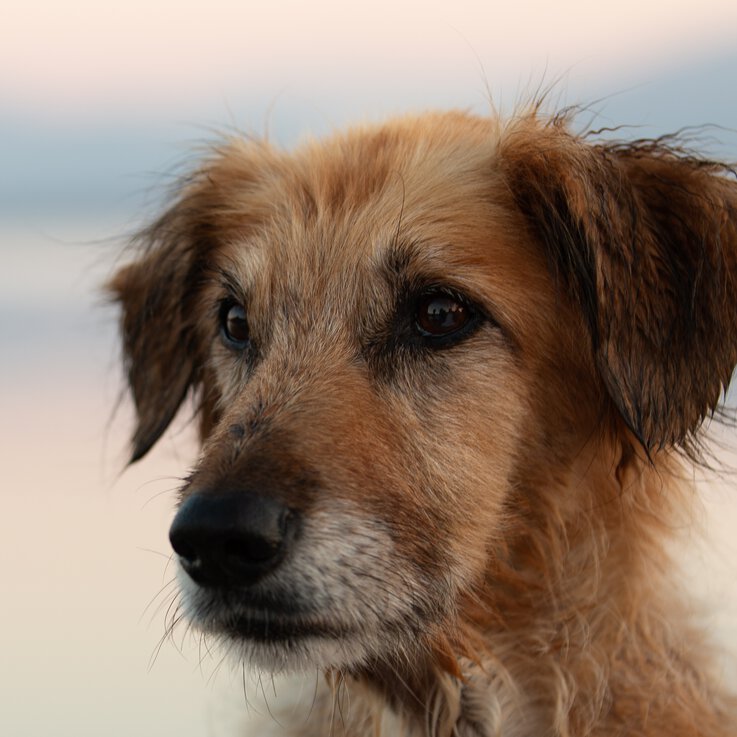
[169,492,298,587]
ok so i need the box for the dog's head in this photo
[110,112,737,676]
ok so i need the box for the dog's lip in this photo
[198,592,352,642]
[222,612,351,642]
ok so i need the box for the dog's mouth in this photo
[181,580,358,646]
[222,611,352,642]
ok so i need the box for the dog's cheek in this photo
[391,346,528,587]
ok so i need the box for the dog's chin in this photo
[177,574,380,673]
[225,624,376,674]
[192,609,377,673]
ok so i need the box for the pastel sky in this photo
[4,0,737,119]
[3,0,737,220]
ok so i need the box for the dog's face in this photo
[111,112,737,676]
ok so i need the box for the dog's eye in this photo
[414,291,472,339]
[219,300,250,349]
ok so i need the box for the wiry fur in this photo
[110,109,737,736]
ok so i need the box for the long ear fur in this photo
[108,203,215,461]
[109,138,274,461]
[108,137,278,461]
[501,115,737,453]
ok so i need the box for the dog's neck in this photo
[333,443,726,736]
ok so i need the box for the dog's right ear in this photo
[109,139,275,462]
[108,203,214,462]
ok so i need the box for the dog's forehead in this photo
[211,114,531,305]
[204,114,559,347]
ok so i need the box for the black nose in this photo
[169,492,298,587]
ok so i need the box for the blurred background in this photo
[2,1,737,735]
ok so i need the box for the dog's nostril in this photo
[169,528,205,578]
[169,492,298,588]
[173,540,198,565]
[224,536,279,564]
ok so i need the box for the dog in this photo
[110,108,737,736]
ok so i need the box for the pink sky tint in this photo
[3,0,737,118]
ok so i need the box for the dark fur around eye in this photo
[361,284,488,381]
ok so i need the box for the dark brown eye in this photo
[415,292,471,338]
[219,301,250,349]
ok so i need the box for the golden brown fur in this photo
[110,110,737,736]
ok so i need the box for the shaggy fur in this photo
[110,109,737,736]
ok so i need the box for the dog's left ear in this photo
[501,117,737,452]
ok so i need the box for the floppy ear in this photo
[108,203,215,462]
[110,140,275,461]
[108,134,280,462]
[501,116,737,452]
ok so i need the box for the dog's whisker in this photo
[240,660,250,713]
[138,578,178,625]
[147,604,185,672]
[139,483,187,510]
[256,669,286,730]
